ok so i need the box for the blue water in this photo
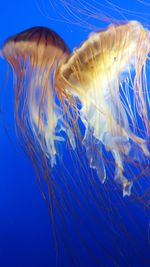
[0,1,150,266]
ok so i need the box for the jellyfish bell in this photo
[59,20,150,197]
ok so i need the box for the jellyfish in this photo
[1,27,78,195]
[58,20,150,197]
[0,19,150,267]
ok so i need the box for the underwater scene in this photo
[0,1,149,266]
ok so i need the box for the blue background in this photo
[0,1,149,266]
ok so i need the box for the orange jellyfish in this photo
[1,27,77,192]
[58,20,150,197]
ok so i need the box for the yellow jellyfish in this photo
[58,20,150,197]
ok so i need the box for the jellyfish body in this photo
[59,21,150,196]
[1,27,76,171]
